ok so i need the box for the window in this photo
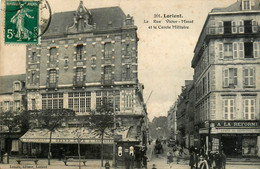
[49,70,56,84]
[242,0,251,10]
[31,71,36,84]
[224,21,232,34]
[14,82,20,91]
[243,67,255,87]
[223,99,235,120]
[224,43,233,59]
[95,91,120,110]
[68,92,91,113]
[244,20,252,33]
[104,43,112,58]
[76,68,84,82]
[14,101,20,111]
[50,47,57,62]
[31,52,36,62]
[124,90,134,108]
[42,93,63,110]
[4,101,10,111]
[76,45,83,60]
[126,43,131,56]
[104,66,112,81]
[253,42,260,58]
[223,68,237,87]
[31,99,36,110]
[126,65,131,79]
[243,98,255,120]
[244,42,253,58]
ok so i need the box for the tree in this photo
[0,110,29,164]
[88,97,114,167]
[30,109,75,165]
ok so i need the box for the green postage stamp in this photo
[5,0,39,44]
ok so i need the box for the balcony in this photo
[206,25,259,36]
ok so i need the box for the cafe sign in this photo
[214,121,260,128]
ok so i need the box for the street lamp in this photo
[113,91,116,168]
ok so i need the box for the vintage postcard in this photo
[0,0,259,169]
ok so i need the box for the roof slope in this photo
[45,6,126,35]
[0,74,26,94]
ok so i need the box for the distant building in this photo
[176,80,193,148]
[167,102,178,140]
[0,74,26,155]
[191,0,260,157]
[22,1,148,161]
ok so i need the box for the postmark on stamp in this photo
[5,0,39,44]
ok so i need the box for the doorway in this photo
[221,136,242,157]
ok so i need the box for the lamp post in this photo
[112,91,116,168]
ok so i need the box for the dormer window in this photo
[242,0,251,10]
[14,82,21,91]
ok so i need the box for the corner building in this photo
[24,2,148,160]
[192,0,260,157]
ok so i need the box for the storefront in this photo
[199,121,260,157]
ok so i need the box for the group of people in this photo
[189,147,226,169]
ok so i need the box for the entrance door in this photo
[221,136,242,157]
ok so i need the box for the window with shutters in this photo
[223,98,235,120]
[224,21,232,34]
[232,21,237,34]
[4,101,10,111]
[243,98,255,120]
[244,42,253,58]
[224,43,233,59]
[253,42,260,58]
[223,68,237,87]
[243,67,255,87]
[239,21,244,33]
[244,20,252,33]
[14,101,21,111]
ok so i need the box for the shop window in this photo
[243,98,255,120]
[223,98,235,120]
[243,67,255,87]
[223,68,237,87]
[242,137,257,156]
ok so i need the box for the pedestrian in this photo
[142,155,148,169]
[189,151,195,169]
[105,160,110,169]
[152,164,157,169]
[220,151,226,169]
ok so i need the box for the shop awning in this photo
[20,128,114,144]
[199,128,260,134]
[20,126,138,144]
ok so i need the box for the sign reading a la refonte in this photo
[213,121,260,128]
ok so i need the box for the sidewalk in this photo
[226,157,260,165]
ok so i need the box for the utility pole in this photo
[113,90,116,168]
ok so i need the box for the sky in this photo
[0,0,237,120]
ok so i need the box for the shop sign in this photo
[214,121,259,128]
[20,138,114,144]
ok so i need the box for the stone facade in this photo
[191,0,260,157]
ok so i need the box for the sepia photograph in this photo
[0,0,259,168]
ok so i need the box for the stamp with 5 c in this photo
[5,0,39,44]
